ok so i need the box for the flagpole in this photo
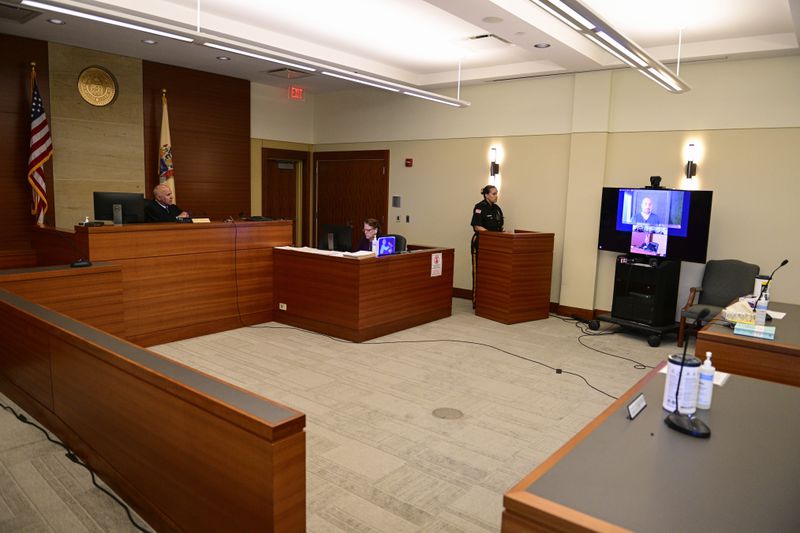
[158,88,176,201]
[27,61,52,226]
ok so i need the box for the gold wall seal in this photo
[77,66,118,106]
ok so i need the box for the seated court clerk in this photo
[144,183,190,222]
[356,218,381,251]
[470,185,504,307]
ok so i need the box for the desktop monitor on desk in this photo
[318,224,352,252]
[93,192,145,224]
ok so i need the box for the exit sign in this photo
[288,85,305,101]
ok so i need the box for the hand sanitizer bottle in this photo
[755,298,768,326]
[371,237,378,255]
[697,351,716,410]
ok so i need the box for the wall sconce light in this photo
[490,148,500,177]
[686,143,698,179]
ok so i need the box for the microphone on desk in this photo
[752,259,789,312]
[665,307,711,438]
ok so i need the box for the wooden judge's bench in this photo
[30,220,292,345]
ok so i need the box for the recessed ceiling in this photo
[1,0,798,96]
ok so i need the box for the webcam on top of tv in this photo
[646,176,664,189]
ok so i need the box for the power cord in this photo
[243,323,619,400]
[549,312,655,370]
[226,237,617,399]
[0,400,151,533]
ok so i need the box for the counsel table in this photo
[273,246,454,341]
[503,367,800,532]
[696,301,800,387]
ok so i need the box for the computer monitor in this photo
[318,224,352,251]
[93,192,145,223]
[376,236,396,257]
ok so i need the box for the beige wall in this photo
[252,55,800,307]
[49,43,144,227]
[251,83,315,144]
[315,135,571,297]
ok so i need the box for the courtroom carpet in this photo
[1,299,672,532]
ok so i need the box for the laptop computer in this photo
[376,236,396,257]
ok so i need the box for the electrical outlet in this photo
[395,215,401,222]
[279,303,287,311]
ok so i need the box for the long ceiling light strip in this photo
[402,91,461,107]
[202,42,316,72]
[530,0,690,93]
[21,0,194,42]
[25,0,469,107]
[322,70,466,107]
[321,71,400,92]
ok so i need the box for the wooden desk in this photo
[273,247,454,341]
[476,230,554,324]
[696,301,800,387]
[32,221,292,346]
[503,366,800,532]
[0,289,305,532]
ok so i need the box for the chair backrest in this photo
[699,259,760,306]
[384,233,407,252]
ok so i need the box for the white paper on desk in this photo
[342,251,373,258]
[767,310,786,319]
[658,366,730,387]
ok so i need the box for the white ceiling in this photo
[1,0,798,96]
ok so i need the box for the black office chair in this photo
[677,259,760,346]
[384,234,407,252]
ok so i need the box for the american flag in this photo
[28,69,52,225]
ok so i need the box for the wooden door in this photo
[315,151,389,250]
[262,148,310,246]
[263,160,296,216]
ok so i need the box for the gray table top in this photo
[526,372,800,532]
[703,301,800,348]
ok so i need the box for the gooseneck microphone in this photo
[665,307,711,438]
[753,259,789,310]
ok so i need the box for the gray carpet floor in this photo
[1,299,675,532]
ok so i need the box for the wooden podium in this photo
[475,229,554,324]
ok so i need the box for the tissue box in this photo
[724,300,756,324]
[733,323,775,340]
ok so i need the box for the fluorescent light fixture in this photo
[402,92,461,107]
[596,31,647,68]
[637,69,673,92]
[548,0,595,30]
[202,42,316,72]
[583,33,638,68]
[647,68,681,92]
[530,0,581,31]
[321,71,399,92]
[531,0,690,93]
[21,0,194,42]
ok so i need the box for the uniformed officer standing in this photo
[470,185,504,307]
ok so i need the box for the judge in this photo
[144,184,189,222]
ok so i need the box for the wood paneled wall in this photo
[142,62,250,220]
[0,34,52,248]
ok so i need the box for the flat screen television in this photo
[93,192,145,223]
[597,188,713,263]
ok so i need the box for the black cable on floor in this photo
[245,323,618,400]
[0,400,151,533]
[550,312,654,370]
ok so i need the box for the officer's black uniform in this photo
[470,199,504,307]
